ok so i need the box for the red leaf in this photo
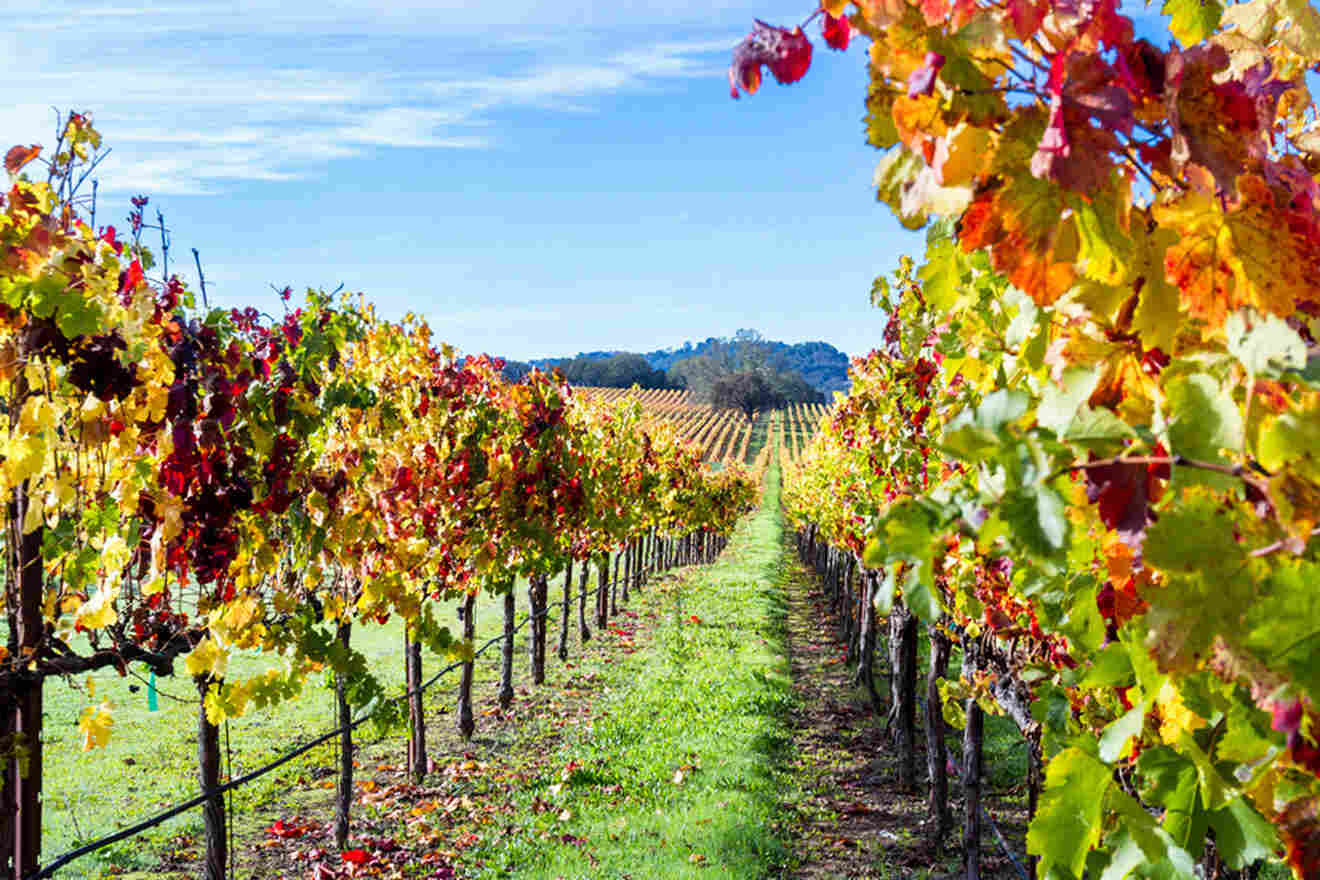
[1274,700,1304,736]
[729,20,813,99]
[267,819,307,839]
[4,145,41,174]
[120,259,145,296]
[1083,454,1166,551]
[342,848,370,865]
[822,12,851,51]
[1006,0,1047,38]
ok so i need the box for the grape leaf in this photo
[1163,373,1243,483]
[1104,788,1199,879]
[1001,485,1068,556]
[1027,747,1113,877]
[1162,0,1225,45]
[1138,746,1206,850]
[1037,366,1101,436]
[918,234,967,312]
[1208,796,1279,869]
[4,144,41,174]
[1099,701,1146,762]
[1157,176,1320,329]
[1224,309,1307,378]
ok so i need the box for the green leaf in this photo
[919,237,965,312]
[1080,641,1136,689]
[976,389,1030,431]
[1096,831,1148,880]
[1106,787,1197,876]
[1098,702,1146,763]
[1244,561,1320,698]
[1027,747,1113,878]
[1143,494,1246,574]
[1217,701,1280,766]
[862,537,887,570]
[1038,367,1101,436]
[1063,407,1136,448]
[901,563,942,622]
[56,299,103,338]
[1137,746,1205,851]
[1000,485,1068,557]
[1176,731,1233,811]
[1164,374,1243,482]
[1055,575,1107,655]
[1162,0,1225,44]
[1258,409,1320,475]
[1225,309,1307,378]
[872,566,898,616]
[1207,796,1279,869]
[1073,195,1135,285]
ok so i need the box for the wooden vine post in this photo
[458,595,476,741]
[499,588,516,709]
[334,621,353,850]
[195,674,226,880]
[529,573,548,685]
[557,560,573,661]
[406,629,425,783]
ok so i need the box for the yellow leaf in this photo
[78,701,114,750]
[215,597,260,641]
[1156,680,1207,745]
[3,435,45,486]
[185,636,228,679]
[79,394,106,422]
[21,495,43,534]
[935,123,994,187]
[74,585,119,630]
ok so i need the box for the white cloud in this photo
[2,2,771,193]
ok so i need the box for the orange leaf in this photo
[4,145,40,174]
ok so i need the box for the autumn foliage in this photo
[0,115,756,876]
[754,0,1320,875]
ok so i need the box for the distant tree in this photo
[766,370,825,405]
[501,360,533,382]
[552,352,676,389]
[710,371,782,422]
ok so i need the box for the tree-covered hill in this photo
[501,330,851,395]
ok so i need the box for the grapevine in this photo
[749,0,1320,874]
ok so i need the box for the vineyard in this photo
[0,122,758,880]
[573,386,818,473]
[7,0,1320,872]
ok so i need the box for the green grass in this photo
[739,411,774,465]
[461,458,797,879]
[39,554,631,878]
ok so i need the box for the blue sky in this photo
[8,1,924,360]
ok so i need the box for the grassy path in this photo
[451,455,800,878]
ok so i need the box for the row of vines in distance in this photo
[575,386,770,472]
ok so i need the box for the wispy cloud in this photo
[4,2,761,194]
